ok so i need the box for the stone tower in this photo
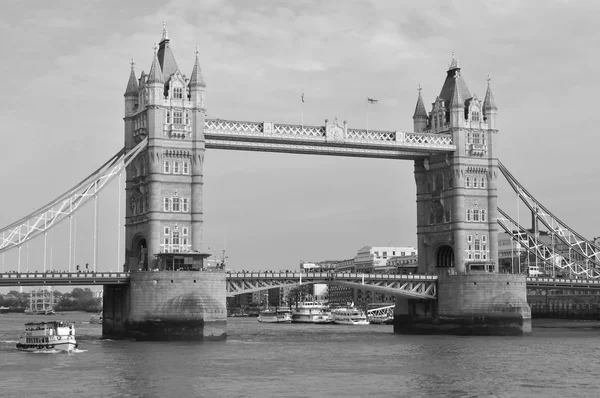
[123,25,207,271]
[414,53,499,275]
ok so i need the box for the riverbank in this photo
[533,318,600,329]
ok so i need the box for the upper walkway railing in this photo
[204,119,455,159]
[2,272,600,291]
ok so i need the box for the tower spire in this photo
[161,20,169,42]
[413,84,428,133]
[483,74,498,112]
[147,43,164,84]
[413,84,427,119]
[189,46,206,88]
[124,57,139,96]
[449,71,464,109]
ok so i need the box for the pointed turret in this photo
[438,52,471,114]
[189,46,206,88]
[124,58,139,96]
[157,21,180,81]
[483,74,498,129]
[413,84,428,132]
[449,71,464,126]
[147,44,164,84]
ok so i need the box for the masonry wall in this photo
[394,273,531,335]
[103,271,227,341]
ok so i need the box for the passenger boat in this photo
[16,321,77,352]
[292,301,332,324]
[257,309,292,323]
[330,307,370,325]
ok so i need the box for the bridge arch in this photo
[435,245,455,269]
[131,234,148,271]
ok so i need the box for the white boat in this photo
[292,301,332,324]
[16,321,77,352]
[330,307,370,325]
[257,310,292,323]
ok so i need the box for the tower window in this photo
[472,111,480,122]
[473,178,479,188]
[466,177,471,188]
[163,161,170,173]
[173,161,180,174]
[173,87,183,99]
[172,197,181,212]
[466,209,472,221]
[182,227,188,236]
[164,227,170,235]
[174,111,183,124]
[182,198,189,212]
[183,161,190,174]
[172,232,180,245]
[163,197,171,212]
[481,178,487,189]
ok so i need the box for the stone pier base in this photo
[102,271,227,341]
[394,273,531,336]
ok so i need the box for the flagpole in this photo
[366,99,369,134]
[301,92,304,132]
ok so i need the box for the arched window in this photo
[473,177,478,188]
[173,86,183,99]
[163,161,170,173]
[481,178,487,189]
[471,110,480,122]
[466,177,471,188]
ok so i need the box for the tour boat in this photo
[330,307,370,325]
[16,321,77,352]
[292,301,332,324]
[257,309,292,323]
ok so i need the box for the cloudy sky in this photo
[1,0,599,274]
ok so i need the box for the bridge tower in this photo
[414,53,499,275]
[394,54,531,335]
[123,25,206,272]
[104,26,225,341]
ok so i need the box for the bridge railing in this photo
[0,272,130,280]
[526,276,600,285]
[225,272,438,280]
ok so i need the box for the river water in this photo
[1,312,599,397]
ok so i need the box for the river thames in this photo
[1,312,599,397]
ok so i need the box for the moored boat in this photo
[330,307,370,325]
[16,321,77,352]
[292,301,332,324]
[257,309,292,323]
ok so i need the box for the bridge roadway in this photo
[1,272,600,298]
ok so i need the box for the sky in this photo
[1,0,600,277]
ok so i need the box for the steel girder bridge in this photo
[3,272,600,295]
[226,272,439,300]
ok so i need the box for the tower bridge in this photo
[2,25,599,339]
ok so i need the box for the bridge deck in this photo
[2,272,600,290]
[204,119,455,159]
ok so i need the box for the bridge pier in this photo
[393,273,531,335]
[102,271,227,341]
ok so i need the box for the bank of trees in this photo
[0,288,101,311]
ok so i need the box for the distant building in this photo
[353,246,417,273]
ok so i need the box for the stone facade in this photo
[394,274,531,335]
[103,271,226,340]
[123,28,206,271]
[413,54,499,275]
